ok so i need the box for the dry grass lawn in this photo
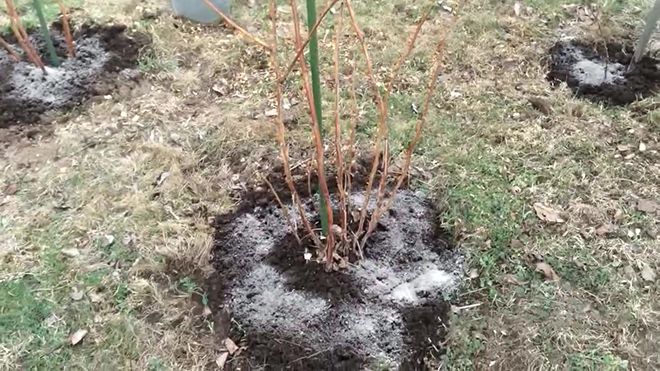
[1,0,658,369]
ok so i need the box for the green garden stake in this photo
[33,0,60,66]
[305,0,329,237]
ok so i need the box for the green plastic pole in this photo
[33,0,59,67]
[305,0,329,236]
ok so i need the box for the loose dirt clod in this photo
[208,189,463,369]
[0,23,148,128]
[547,39,660,105]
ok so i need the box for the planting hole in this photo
[207,183,464,369]
[547,39,660,105]
[0,23,149,128]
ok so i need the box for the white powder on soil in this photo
[218,189,464,367]
[572,59,625,86]
[7,36,108,108]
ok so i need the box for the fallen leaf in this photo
[533,203,565,223]
[154,171,170,187]
[636,199,659,214]
[215,352,229,369]
[595,224,616,236]
[89,292,103,303]
[528,97,552,115]
[211,84,226,95]
[613,209,624,222]
[513,1,522,16]
[70,287,84,301]
[535,262,560,281]
[43,313,60,327]
[503,274,525,285]
[640,264,656,282]
[61,248,80,257]
[224,338,239,355]
[202,305,212,317]
[4,184,18,195]
[623,265,636,279]
[69,329,88,345]
[468,269,479,279]
[510,239,524,249]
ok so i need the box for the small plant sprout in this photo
[217,0,458,271]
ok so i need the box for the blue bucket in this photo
[171,0,231,24]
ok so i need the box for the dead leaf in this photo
[154,171,170,187]
[215,352,229,369]
[640,264,656,282]
[89,292,103,303]
[503,274,525,285]
[467,269,479,279]
[595,224,616,236]
[70,287,84,301]
[636,199,659,214]
[535,262,560,281]
[224,338,239,355]
[510,239,523,249]
[202,305,212,317]
[513,1,522,16]
[528,97,552,115]
[211,84,226,96]
[613,209,624,222]
[533,203,565,223]
[623,265,636,279]
[61,248,80,257]
[69,329,88,345]
[4,184,18,195]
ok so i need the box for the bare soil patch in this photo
[0,23,149,128]
[547,39,660,105]
[207,176,464,369]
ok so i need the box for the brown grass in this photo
[0,0,658,369]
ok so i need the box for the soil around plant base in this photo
[207,185,464,370]
[0,23,149,128]
[547,39,660,105]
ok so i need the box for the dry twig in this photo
[289,0,335,269]
[0,35,20,61]
[279,0,342,83]
[344,0,388,241]
[203,0,272,50]
[56,0,76,58]
[361,12,458,248]
[268,0,321,247]
[5,0,46,71]
[332,2,348,241]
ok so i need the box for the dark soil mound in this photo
[0,23,149,128]
[547,39,660,105]
[207,187,463,370]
